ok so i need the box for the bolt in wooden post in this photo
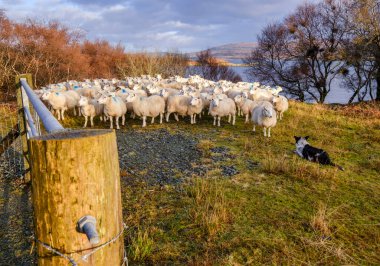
[29,129,124,265]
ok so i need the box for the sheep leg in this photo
[280,112,283,120]
[228,114,231,123]
[245,114,249,123]
[61,109,65,120]
[73,107,76,116]
[110,117,113,129]
[160,113,163,124]
[56,109,61,120]
[122,114,125,126]
[232,114,236,125]
[213,116,216,126]
[263,127,267,137]
[151,116,155,124]
[252,125,256,132]
[268,127,271,137]
[174,113,179,121]
[83,116,88,128]
[142,116,147,127]
[90,116,94,127]
[218,116,221,127]
[166,112,170,122]
[116,116,120,129]
[194,114,197,124]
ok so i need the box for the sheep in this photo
[160,88,181,101]
[272,95,289,120]
[209,97,236,127]
[249,87,273,102]
[166,95,191,122]
[41,90,79,120]
[63,90,80,116]
[97,94,127,129]
[251,101,277,137]
[78,96,104,128]
[42,91,67,120]
[234,95,258,123]
[187,97,203,124]
[126,93,165,127]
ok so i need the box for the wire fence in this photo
[0,99,24,179]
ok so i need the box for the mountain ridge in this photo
[187,42,257,62]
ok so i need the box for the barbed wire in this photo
[35,223,129,266]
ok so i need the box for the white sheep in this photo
[272,95,289,120]
[78,96,104,128]
[234,95,258,123]
[97,94,127,129]
[126,93,165,127]
[251,101,277,137]
[42,91,67,120]
[166,95,191,122]
[209,98,236,127]
[188,97,203,124]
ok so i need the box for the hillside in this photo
[188,42,257,62]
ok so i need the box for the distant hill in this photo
[187,42,257,62]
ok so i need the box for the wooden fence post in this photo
[15,73,34,181]
[29,129,124,265]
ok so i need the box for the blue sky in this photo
[0,0,313,52]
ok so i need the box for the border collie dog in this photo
[294,136,344,171]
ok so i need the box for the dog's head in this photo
[294,136,309,149]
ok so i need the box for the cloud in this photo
[1,0,310,52]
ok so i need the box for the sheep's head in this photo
[160,89,169,97]
[190,97,201,106]
[79,96,88,106]
[211,97,220,107]
[213,87,222,95]
[126,93,137,103]
[42,91,52,100]
[234,95,243,103]
[262,105,274,118]
[272,95,280,105]
[97,94,109,104]
[242,91,249,98]
[222,86,230,93]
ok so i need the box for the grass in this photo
[10,100,380,264]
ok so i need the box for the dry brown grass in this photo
[261,153,338,181]
[311,202,331,236]
[188,178,231,239]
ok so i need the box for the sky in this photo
[0,0,312,52]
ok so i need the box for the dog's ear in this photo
[305,136,310,140]
[294,136,300,142]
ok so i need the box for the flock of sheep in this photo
[36,74,289,137]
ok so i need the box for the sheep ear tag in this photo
[55,92,59,95]
[122,89,126,93]
[112,97,117,102]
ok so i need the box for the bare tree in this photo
[344,0,380,100]
[194,49,242,83]
[245,0,350,103]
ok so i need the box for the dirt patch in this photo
[117,128,205,186]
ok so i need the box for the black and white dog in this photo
[294,136,344,171]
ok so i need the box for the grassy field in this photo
[58,100,380,265]
[2,100,379,264]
